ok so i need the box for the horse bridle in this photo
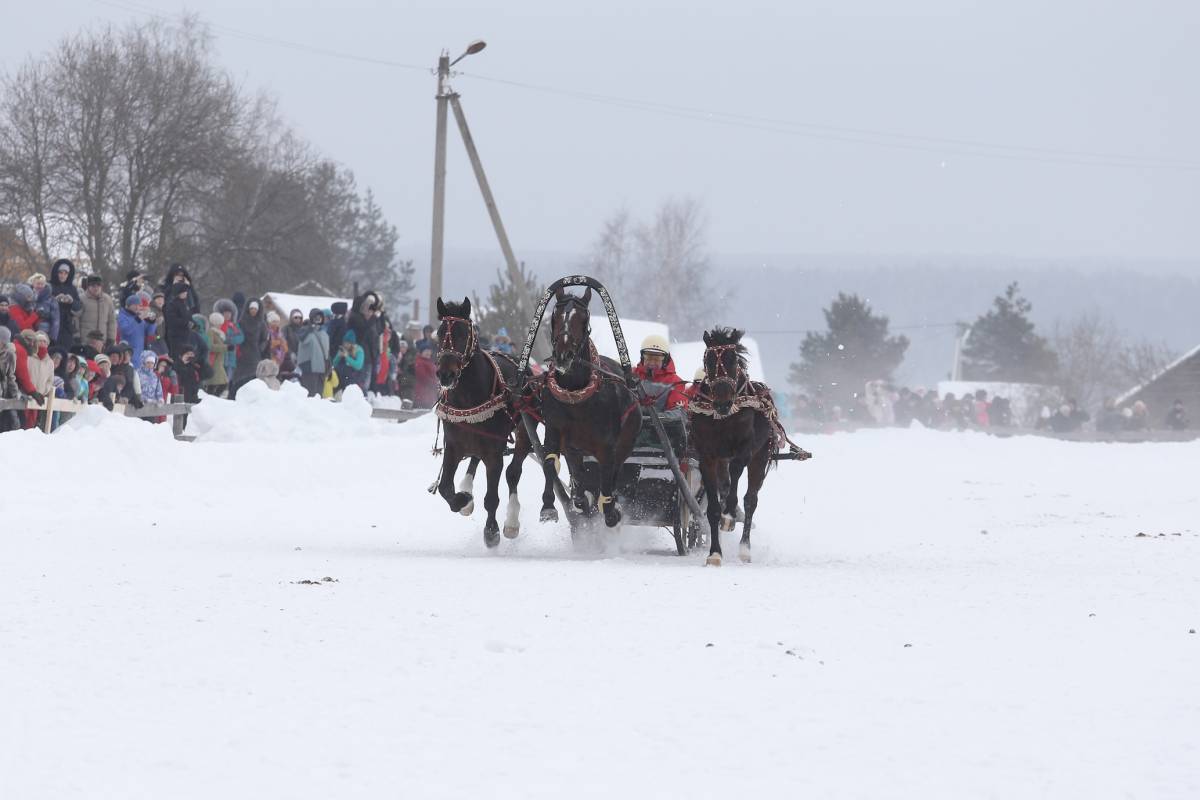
[552,297,591,365]
[437,315,477,389]
[704,343,745,397]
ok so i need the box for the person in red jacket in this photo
[412,347,439,408]
[633,334,689,410]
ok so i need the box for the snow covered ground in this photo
[3,391,1198,798]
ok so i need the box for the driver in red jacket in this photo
[633,334,689,410]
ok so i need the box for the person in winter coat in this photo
[22,331,55,428]
[327,301,349,352]
[119,270,148,307]
[255,358,281,390]
[49,259,83,348]
[78,276,117,345]
[346,293,379,388]
[117,293,155,364]
[231,298,268,397]
[632,334,689,410]
[0,328,20,432]
[1165,399,1189,430]
[158,264,200,316]
[492,327,514,355]
[9,283,41,334]
[0,294,21,340]
[203,313,229,395]
[89,354,111,402]
[155,354,179,400]
[412,347,439,408]
[284,309,304,357]
[296,308,330,397]
[146,290,167,354]
[163,281,194,360]
[265,310,288,364]
[100,345,144,410]
[331,329,366,394]
[213,298,244,380]
[28,273,60,341]
[175,346,202,404]
[137,350,164,404]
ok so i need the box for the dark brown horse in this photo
[538,287,642,528]
[434,297,556,547]
[687,327,780,565]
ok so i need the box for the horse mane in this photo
[706,326,749,371]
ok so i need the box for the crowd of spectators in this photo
[0,259,450,434]
[793,381,1190,435]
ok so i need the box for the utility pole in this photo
[427,51,451,324]
[426,40,534,341]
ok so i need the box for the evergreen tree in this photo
[789,293,909,411]
[962,282,1058,383]
[473,262,543,357]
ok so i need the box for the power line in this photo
[91,0,1200,172]
[456,72,1200,170]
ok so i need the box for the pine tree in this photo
[962,282,1058,383]
[473,262,543,357]
[789,293,909,411]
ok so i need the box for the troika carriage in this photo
[430,275,810,563]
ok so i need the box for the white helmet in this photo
[640,334,670,357]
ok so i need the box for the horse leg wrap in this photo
[598,494,612,510]
[545,453,560,474]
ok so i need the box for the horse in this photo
[433,297,556,547]
[537,286,642,528]
[687,327,789,566]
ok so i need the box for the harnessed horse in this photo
[687,327,786,565]
[535,287,642,528]
[433,297,556,547]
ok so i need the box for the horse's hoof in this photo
[503,524,520,539]
[450,492,473,514]
[540,507,558,523]
[484,523,500,548]
[738,543,752,563]
[706,553,723,567]
[720,514,736,532]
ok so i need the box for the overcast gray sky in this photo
[4,0,1198,266]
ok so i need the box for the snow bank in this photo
[187,381,382,443]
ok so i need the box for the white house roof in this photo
[263,292,350,318]
[1114,343,1200,407]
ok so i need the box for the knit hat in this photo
[331,301,348,316]
[343,329,357,344]
[309,308,325,323]
[94,354,111,367]
[83,275,103,287]
[141,350,157,366]
[266,310,281,325]
[28,272,47,285]
[125,294,142,308]
[35,331,50,344]
[209,312,225,329]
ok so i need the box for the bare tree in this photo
[1053,312,1123,409]
[631,197,713,337]
[584,207,634,300]
[0,60,64,264]
[1053,311,1180,408]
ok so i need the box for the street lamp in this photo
[451,40,487,66]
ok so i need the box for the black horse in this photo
[687,327,782,565]
[538,287,642,528]
[434,297,556,547]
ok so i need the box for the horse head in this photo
[702,327,748,415]
[436,296,475,389]
[550,286,592,373]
